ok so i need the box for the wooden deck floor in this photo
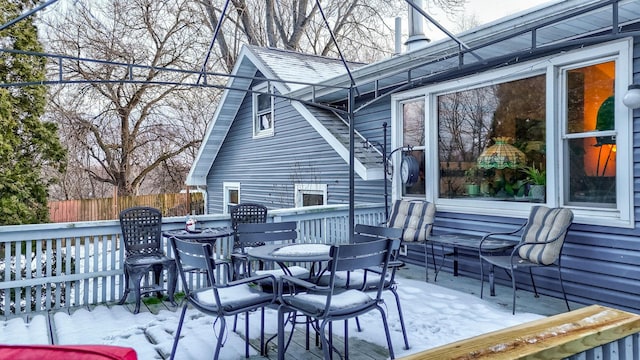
[14,263,582,359]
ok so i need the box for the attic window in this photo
[253,84,274,137]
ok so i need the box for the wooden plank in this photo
[401,305,640,360]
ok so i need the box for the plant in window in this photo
[464,166,481,196]
[521,164,546,185]
[522,164,546,201]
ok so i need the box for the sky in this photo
[423,0,557,40]
[0,277,543,359]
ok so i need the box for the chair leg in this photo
[277,307,288,360]
[344,320,349,360]
[260,307,266,356]
[558,265,571,312]
[376,304,395,359]
[169,303,188,360]
[489,264,496,297]
[510,268,517,315]
[479,259,485,299]
[167,262,177,306]
[213,316,226,360]
[118,268,131,305]
[319,319,332,360]
[391,288,410,349]
[529,268,539,297]
[424,243,431,282]
[244,311,250,358]
[128,268,146,314]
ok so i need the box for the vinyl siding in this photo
[206,82,388,213]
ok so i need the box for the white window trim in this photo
[295,184,327,207]
[391,39,634,228]
[252,83,274,138]
[222,182,240,215]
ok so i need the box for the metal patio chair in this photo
[118,206,177,314]
[352,224,409,350]
[276,238,397,360]
[230,203,268,278]
[233,221,309,282]
[386,199,436,281]
[168,236,277,360]
[479,205,574,314]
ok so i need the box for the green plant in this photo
[522,164,546,185]
[464,167,480,184]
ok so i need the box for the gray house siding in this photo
[206,80,387,213]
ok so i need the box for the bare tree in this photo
[197,0,464,71]
[43,0,218,197]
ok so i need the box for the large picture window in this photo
[394,40,633,227]
[437,75,546,202]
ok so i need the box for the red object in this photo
[0,345,137,360]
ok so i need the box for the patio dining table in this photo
[246,242,332,276]
[163,227,233,243]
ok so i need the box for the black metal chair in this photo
[352,224,409,350]
[230,203,268,278]
[386,199,436,281]
[168,236,277,359]
[233,221,309,281]
[479,206,574,314]
[276,238,397,360]
[118,206,177,314]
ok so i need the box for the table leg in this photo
[489,266,496,296]
[453,247,459,276]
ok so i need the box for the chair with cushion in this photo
[276,238,397,360]
[386,199,436,281]
[168,236,277,359]
[479,206,574,314]
[118,206,176,314]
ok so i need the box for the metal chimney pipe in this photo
[394,17,402,56]
[405,0,430,51]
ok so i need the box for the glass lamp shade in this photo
[622,84,640,109]
[477,137,526,169]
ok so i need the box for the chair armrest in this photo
[278,275,329,296]
[227,273,276,288]
[479,223,526,252]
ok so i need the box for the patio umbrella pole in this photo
[349,87,355,244]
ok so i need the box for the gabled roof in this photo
[186,46,371,186]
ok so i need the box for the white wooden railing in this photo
[0,204,385,316]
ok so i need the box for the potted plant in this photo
[522,164,546,201]
[464,167,481,196]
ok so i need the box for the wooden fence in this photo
[48,192,204,223]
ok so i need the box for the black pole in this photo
[382,122,389,222]
[348,87,355,244]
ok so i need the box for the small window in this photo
[295,184,327,207]
[223,182,240,214]
[253,84,274,137]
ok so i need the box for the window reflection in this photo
[402,99,425,196]
[565,61,616,207]
[437,75,546,201]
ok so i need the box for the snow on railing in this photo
[0,204,385,316]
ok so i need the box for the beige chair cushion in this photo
[387,200,436,242]
[518,206,573,265]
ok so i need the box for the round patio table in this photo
[247,243,332,278]
[163,227,233,243]
[246,243,332,264]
